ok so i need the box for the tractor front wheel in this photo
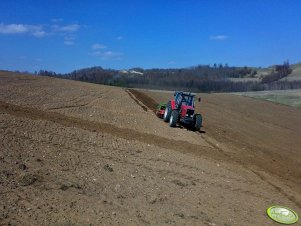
[163,101,172,122]
[194,114,202,131]
[169,110,179,127]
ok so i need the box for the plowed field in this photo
[1,71,300,225]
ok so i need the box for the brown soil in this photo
[1,71,301,225]
[141,90,301,196]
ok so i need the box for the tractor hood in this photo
[182,105,194,110]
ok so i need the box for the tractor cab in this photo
[174,91,195,108]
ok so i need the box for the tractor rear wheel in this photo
[169,110,179,127]
[163,101,172,122]
[194,114,202,131]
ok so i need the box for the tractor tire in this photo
[163,101,172,122]
[194,114,202,131]
[169,110,179,127]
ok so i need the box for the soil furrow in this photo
[0,100,227,163]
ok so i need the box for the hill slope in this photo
[1,71,300,225]
[281,62,301,81]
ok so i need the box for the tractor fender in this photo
[170,100,176,110]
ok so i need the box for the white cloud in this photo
[90,50,123,60]
[103,51,122,56]
[0,23,81,39]
[0,22,81,46]
[61,24,80,32]
[64,35,76,46]
[0,23,46,37]
[33,30,47,37]
[92,43,107,49]
[50,24,80,45]
[90,51,102,56]
[52,24,80,33]
[53,25,80,45]
[210,35,228,41]
[0,24,28,34]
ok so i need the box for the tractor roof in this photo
[174,91,196,97]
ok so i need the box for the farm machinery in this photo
[155,103,166,118]
[159,91,202,130]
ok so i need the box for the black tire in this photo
[163,101,172,122]
[169,110,179,127]
[194,114,202,131]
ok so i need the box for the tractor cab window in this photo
[175,93,182,106]
[182,95,188,105]
[185,95,194,107]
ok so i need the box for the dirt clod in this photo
[19,173,37,186]
[19,164,27,171]
[171,179,188,187]
[148,195,157,204]
[103,164,113,172]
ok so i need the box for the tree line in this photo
[38,62,301,92]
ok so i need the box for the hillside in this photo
[1,71,301,225]
[281,62,301,81]
[235,89,301,109]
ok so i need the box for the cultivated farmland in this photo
[1,71,301,225]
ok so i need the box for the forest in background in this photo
[37,61,301,92]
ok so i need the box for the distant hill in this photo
[281,62,301,81]
[36,62,301,92]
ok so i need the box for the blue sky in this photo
[0,0,300,73]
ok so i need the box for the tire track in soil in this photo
[2,121,266,203]
[125,89,148,112]
[3,115,268,224]
[126,89,157,113]
[128,89,301,209]
[127,89,225,154]
[46,102,91,110]
[2,91,301,208]
[0,100,228,164]
[1,105,254,202]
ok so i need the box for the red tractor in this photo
[163,91,202,130]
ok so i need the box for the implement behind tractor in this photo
[156,103,166,118]
[160,91,202,130]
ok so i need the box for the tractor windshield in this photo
[175,93,183,106]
